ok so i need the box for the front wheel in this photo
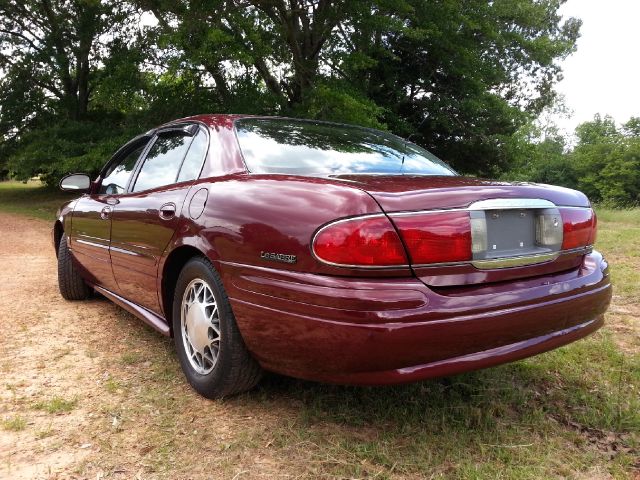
[57,233,90,300]
[172,257,262,399]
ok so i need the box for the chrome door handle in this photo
[100,206,112,220]
[159,203,176,220]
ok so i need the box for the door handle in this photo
[159,203,176,220]
[100,206,112,220]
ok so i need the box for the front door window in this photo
[100,145,145,195]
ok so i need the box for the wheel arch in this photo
[53,220,64,258]
[160,244,209,336]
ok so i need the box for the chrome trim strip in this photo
[75,238,109,250]
[471,252,560,270]
[468,198,556,211]
[387,203,589,218]
[77,234,105,242]
[411,246,592,269]
[109,245,143,257]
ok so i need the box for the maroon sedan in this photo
[54,115,611,398]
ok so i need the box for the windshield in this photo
[235,118,457,176]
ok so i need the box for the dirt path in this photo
[0,212,292,479]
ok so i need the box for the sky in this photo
[552,0,640,133]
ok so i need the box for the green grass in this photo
[2,415,27,431]
[0,180,75,220]
[596,208,640,302]
[120,351,144,365]
[33,395,78,414]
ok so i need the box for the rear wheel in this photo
[172,257,262,399]
[57,233,91,300]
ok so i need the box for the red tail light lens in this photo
[313,216,408,266]
[391,211,472,264]
[560,208,596,250]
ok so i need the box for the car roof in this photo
[159,114,255,130]
[157,114,381,132]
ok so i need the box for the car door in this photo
[109,124,209,314]
[70,138,150,292]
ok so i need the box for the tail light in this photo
[560,208,597,250]
[312,216,408,266]
[391,212,472,264]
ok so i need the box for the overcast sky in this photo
[553,0,640,133]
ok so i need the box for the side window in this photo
[132,133,192,192]
[100,144,145,195]
[177,129,208,183]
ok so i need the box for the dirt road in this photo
[0,212,294,479]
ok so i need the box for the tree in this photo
[140,0,580,175]
[2,0,584,185]
[0,0,137,121]
[138,0,361,112]
[571,115,640,205]
[327,0,581,175]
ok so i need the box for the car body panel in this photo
[68,195,119,292]
[110,182,194,314]
[54,113,612,386]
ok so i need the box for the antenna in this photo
[401,112,430,172]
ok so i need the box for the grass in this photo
[0,181,638,478]
[0,180,74,220]
[2,415,27,431]
[33,396,78,414]
[120,351,143,365]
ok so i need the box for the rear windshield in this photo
[234,118,457,176]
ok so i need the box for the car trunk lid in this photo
[328,175,594,287]
[330,175,590,211]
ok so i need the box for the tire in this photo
[57,233,91,301]
[172,257,262,399]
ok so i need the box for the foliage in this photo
[0,0,138,121]
[504,114,640,207]
[572,115,640,206]
[1,0,582,184]
[6,112,155,184]
[141,0,580,176]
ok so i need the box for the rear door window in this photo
[177,129,208,183]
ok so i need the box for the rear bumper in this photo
[219,251,612,385]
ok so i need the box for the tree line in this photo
[0,1,637,205]
[505,114,640,207]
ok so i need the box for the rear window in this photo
[235,118,457,176]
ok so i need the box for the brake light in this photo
[391,211,472,264]
[312,216,408,266]
[560,208,596,250]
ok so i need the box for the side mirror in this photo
[60,173,92,192]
